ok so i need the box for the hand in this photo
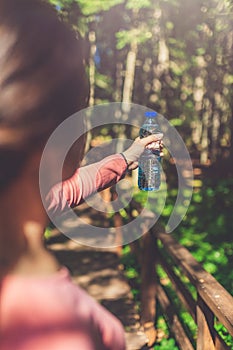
[122,133,163,170]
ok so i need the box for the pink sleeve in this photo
[46,154,127,214]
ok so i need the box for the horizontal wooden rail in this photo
[136,224,233,350]
[155,230,233,336]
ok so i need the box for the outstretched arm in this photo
[46,134,163,214]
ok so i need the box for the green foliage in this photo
[161,176,233,293]
[215,322,233,349]
[44,226,52,239]
[49,0,61,7]
[116,28,152,49]
[95,72,113,90]
[125,0,151,10]
[154,338,179,350]
[49,0,124,15]
[169,118,184,126]
[49,0,70,7]
[120,246,142,305]
[77,0,124,15]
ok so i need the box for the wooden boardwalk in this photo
[46,231,150,350]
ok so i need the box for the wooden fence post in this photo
[197,293,216,350]
[140,230,158,347]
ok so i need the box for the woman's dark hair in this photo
[0,0,88,190]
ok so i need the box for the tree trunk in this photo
[88,30,96,107]
[200,98,210,164]
[114,62,123,102]
[210,110,220,162]
[157,37,169,76]
[122,40,138,108]
[84,30,96,155]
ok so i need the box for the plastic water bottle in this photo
[138,111,162,191]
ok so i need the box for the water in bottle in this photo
[138,111,162,191]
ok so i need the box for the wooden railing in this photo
[132,224,233,349]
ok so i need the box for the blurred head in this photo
[0,0,88,192]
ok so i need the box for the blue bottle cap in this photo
[145,111,157,118]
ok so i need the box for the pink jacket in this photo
[1,268,125,350]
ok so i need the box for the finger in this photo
[146,141,160,150]
[138,133,163,146]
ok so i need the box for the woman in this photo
[0,0,162,349]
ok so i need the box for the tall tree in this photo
[48,0,233,169]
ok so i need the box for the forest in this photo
[47,0,233,348]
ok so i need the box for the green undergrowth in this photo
[121,177,233,349]
[133,177,233,294]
